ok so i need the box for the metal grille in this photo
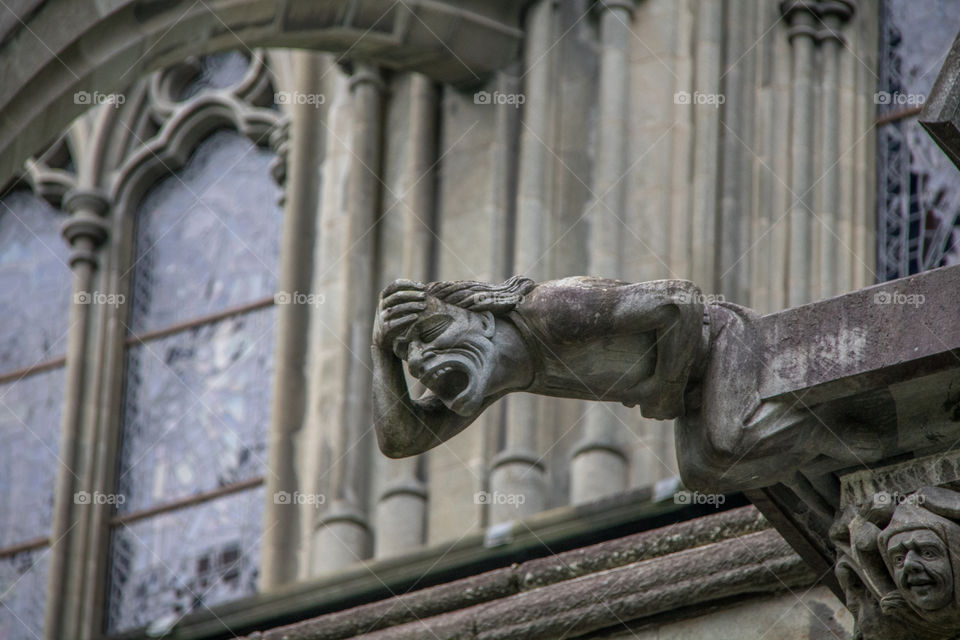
[877,0,960,280]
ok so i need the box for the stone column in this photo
[374,73,434,558]
[689,0,723,292]
[312,64,384,574]
[489,0,554,525]
[753,0,794,314]
[718,0,756,305]
[571,0,635,504]
[782,1,818,306]
[44,188,109,640]
[262,51,325,589]
[816,1,856,299]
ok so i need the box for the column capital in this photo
[348,65,387,94]
[61,188,110,267]
[595,0,636,16]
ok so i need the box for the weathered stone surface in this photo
[596,586,852,640]
[354,530,812,640]
[834,485,960,640]
[920,28,960,170]
[234,507,771,640]
[758,264,960,405]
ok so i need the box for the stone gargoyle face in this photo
[887,529,954,611]
[392,297,496,417]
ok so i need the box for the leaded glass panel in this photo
[179,51,253,100]
[130,130,282,334]
[0,190,71,372]
[0,548,50,639]
[106,487,263,633]
[0,368,65,548]
[878,0,960,280]
[117,307,274,514]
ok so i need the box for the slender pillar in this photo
[689,0,723,291]
[571,0,635,504]
[718,0,754,305]
[312,64,384,574]
[816,1,857,299]
[44,188,109,640]
[782,1,818,306]
[262,51,324,589]
[488,0,554,525]
[375,73,435,557]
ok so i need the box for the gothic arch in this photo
[0,0,526,188]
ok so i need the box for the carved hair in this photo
[426,275,535,315]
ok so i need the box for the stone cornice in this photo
[231,507,809,640]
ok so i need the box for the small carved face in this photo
[887,529,954,611]
[393,298,496,416]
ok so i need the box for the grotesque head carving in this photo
[884,527,954,611]
[393,276,534,416]
[875,489,960,624]
[834,487,960,639]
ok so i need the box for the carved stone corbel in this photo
[831,451,960,639]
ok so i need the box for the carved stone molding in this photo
[780,0,857,44]
[834,483,960,639]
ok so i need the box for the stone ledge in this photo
[232,507,813,640]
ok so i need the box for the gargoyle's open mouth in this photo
[424,365,470,400]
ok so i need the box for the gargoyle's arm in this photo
[531,277,705,419]
[371,280,502,458]
[613,279,704,418]
[371,343,482,458]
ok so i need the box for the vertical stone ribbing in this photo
[489,0,554,525]
[374,72,435,558]
[852,4,877,290]
[819,2,857,298]
[782,1,818,307]
[668,0,695,282]
[689,0,723,292]
[261,51,324,589]
[312,64,384,575]
[767,0,794,313]
[719,0,756,306]
[44,189,109,640]
[571,0,635,505]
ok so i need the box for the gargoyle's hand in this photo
[631,377,687,421]
[373,279,427,352]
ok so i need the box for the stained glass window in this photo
[0,188,71,640]
[109,127,281,634]
[107,488,264,632]
[0,549,51,639]
[130,130,282,334]
[0,190,72,371]
[118,309,274,514]
[877,0,960,280]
